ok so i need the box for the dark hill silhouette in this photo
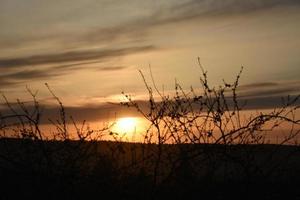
[1,138,300,199]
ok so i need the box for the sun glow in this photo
[113,117,138,134]
[110,117,149,142]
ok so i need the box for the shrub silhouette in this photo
[0,59,299,199]
[121,59,300,188]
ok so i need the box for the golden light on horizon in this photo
[113,117,138,135]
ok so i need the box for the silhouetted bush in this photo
[0,59,299,199]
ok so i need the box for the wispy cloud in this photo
[0,45,156,69]
[0,79,21,88]
[237,80,300,98]
[238,82,278,89]
[121,0,300,28]
[0,69,61,81]
[63,0,300,55]
[98,66,128,71]
[0,45,156,88]
[4,0,299,56]
[172,0,300,17]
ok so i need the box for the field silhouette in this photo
[0,61,299,199]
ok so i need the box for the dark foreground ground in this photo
[0,138,300,199]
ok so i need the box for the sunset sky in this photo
[0,0,299,124]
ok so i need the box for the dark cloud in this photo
[0,69,63,88]
[0,93,298,126]
[237,81,300,99]
[239,82,278,89]
[0,102,140,125]
[0,61,97,88]
[0,69,61,81]
[0,79,299,125]
[0,79,21,87]
[51,61,103,71]
[0,45,156,69]
[239,88,299,99]
[0,63,131,89]
[0,45,156,88]
[238,95,299,110]
[172,0,300,18]
[236,80,300,109]
[52,61,130,72]
[98,66,128,71]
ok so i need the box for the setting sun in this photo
[113,117,138,134]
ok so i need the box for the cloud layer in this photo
[0,0,299,119]
[0,46,155,69]
[0,80,298,125]
[0,45,157,88]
